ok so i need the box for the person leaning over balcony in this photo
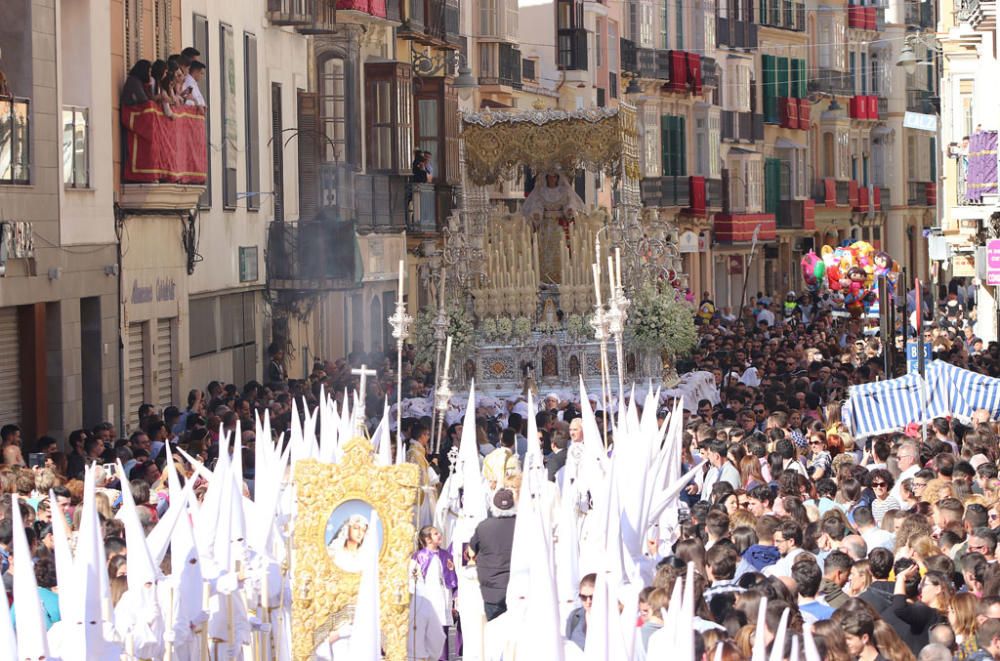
[184,61,206,107]
[122,60,152,106]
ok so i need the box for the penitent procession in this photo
[4,0,1000,659]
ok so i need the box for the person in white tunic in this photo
[408,525,457,660]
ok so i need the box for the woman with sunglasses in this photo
[869,468,900,526]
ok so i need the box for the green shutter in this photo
[763,55,777,123]
[929,136,936,181]
[777,57,789,99]
[765,158,781,215]
[661,115,671,174]
[798,59,808,99]
[675,117,686,175]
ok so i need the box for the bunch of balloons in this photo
[800,242,900,317]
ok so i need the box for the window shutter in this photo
[244,33,260,211]
[297,91,320,220]
[661,114,672,175]
[445,83,460,185]
[777,56,789,99]
[676,116,686,175]
[762,54,777,123]
[271,83,284,222]
[797,59,807,99]
[765,157,781,214]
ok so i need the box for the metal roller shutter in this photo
[155,318,175,409]
[127,322,146,431]
[0,308,21,426]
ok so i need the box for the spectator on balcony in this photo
[412,150,429,183]
[184,61,207,108]
[422,150,435,182]
[122,60,152,106]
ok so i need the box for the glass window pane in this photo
[63,109,74,185]
[13,101,29,183]
[75,110,88,188]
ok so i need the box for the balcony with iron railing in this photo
[721,111,764,142]
[776,199,816,229]
[904,0,936,27]
[620,38,638,75]
[684,176,725,213]
[640,175,691,207]
[266,220,357,290]
[408,182,458,233]
[295,0,337,34]
[906,89,938,114]
[907,180,936,206]
[399,0,462,46]
[808,69,854,96]
[760,1,806,30]
[812,178,852,207]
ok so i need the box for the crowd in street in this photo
[5,277,1000,659]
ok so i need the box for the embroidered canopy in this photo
[461,105,640,186]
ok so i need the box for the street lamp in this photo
[411,44,478,101]
[896,43,918,75]
[895,33,940,75]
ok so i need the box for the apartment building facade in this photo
[113,0,311,429]
[939,0,999,341]
[0,0,120,441]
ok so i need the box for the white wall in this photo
[180,0,308,297]
[57,0,117,248]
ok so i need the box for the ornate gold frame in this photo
[291,437,420,661]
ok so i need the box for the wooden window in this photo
[319,56,347,163]
[413,77,459,184]
[244,33,260,210]
[364,62,412,174]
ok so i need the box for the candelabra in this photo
[590,301,612,447]
[388,295,413,446]
[433,372,452,455]
[606,283,630,406]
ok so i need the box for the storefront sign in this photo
[131,278,177,304]
[987,239,1000,285]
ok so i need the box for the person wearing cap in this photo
[784,291,799,318]
[468,489,517,621]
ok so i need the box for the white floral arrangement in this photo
[565,314,589,341]
[536,320,561,334]
[412,303,476,369]
[627,283,698,357]
[496,316,514,341]
[480,317,498,342]
[512,316,533,343]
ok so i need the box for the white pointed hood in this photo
[11,496,49,660]
[116,461,158,591]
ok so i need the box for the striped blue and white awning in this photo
[926,360,1000,421]
[844,372,930,439]
[844,360,1000,437]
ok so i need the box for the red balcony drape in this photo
[122,102,207,184]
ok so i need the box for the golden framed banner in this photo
[291,437,419,661]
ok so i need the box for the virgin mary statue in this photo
[521,172,586,285]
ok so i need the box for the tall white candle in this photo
[608,256,615,293]
[443,336,452,377]
[593,263,602,307]
[615,248,622,290]
[398,259,405,304]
